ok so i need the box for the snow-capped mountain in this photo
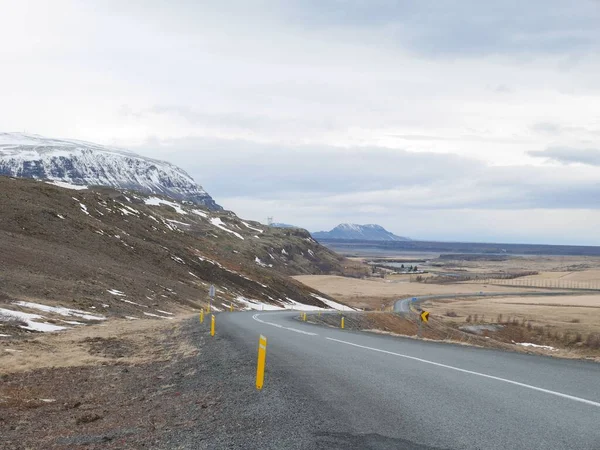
[0,133,221,210]
[312,223,411,241]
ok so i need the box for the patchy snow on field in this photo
[0,334,11,337]
[255,257,272,268]
[310,294,355,311]
[166,219,190,228]
[107,289,126,297]
[79,203,90,215]
[46,180,89,190]
[171,255,186,264]
[144,312,173,319]
[0,308,68,332]
[156,310,174,316]
[210,217,244,240]
[57,214,65,220]
[516,342,556,350]
[236,296,284,311]
[125,316,139,320]
[281,248,288,255]
[13,301,106,321]
[283,297,325,311]
[241,221,263,233]
[144,197,187,215]
[191,209,208,218]
[119,298,148,308]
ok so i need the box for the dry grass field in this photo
[295,256,600,358]
[292,274,541,310]
[425,294,600,335]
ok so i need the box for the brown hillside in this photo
[0,176,362,335]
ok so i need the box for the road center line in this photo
[326,337,600,408]
[252,313,318,336]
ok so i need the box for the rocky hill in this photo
[312,223,410,241]
[0,177,360,336]
[0,132,221,210]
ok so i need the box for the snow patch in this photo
[241,221,263,233]
[46,180,88,190]
[191,209,208,218]
[13,301,106,321]
[107,289,126,297]
[516,342,556,350]
[236,296,284,311]
[0,308,67,332]
[144,197,187,215]
[210,217,245,240]
[310,294,355,311]
[144,312,174,319]
[119,298,148,308]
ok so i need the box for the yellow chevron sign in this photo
[420,311,430,323]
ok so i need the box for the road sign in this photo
[209,285,215,298]
[420,310,429,323]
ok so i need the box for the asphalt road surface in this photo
[216,311,600,450]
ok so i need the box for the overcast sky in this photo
[2,1,600,244]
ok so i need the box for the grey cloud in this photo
[528,147,600,166]
[102,1,600,59]
[531,122,563,134]
[136,137,480,198]
[279,0,600,58]
[121,105,341,134]
[133,136,600,211]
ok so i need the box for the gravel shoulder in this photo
[0,315,332,449]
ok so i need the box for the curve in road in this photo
[213,310,600,449]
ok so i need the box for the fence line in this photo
[462,277,600,290]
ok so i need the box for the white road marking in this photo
[326,337,600,408]
[252,313,318,336]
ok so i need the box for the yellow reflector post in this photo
[256,334,267,390]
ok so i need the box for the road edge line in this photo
[326,337,600,408]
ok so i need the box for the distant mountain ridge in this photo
[312,223,411,241]
[0,132,221,210]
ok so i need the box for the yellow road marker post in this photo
[341,316,345,329]
[256,334,267,390]
[199,309,204,323]
[230,303,234,312]
[210,314,215,336]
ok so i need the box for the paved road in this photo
[393,291,587,313]
[216,311,600,450]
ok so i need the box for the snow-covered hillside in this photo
[312,223,410,241]
[0,132,221,210]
